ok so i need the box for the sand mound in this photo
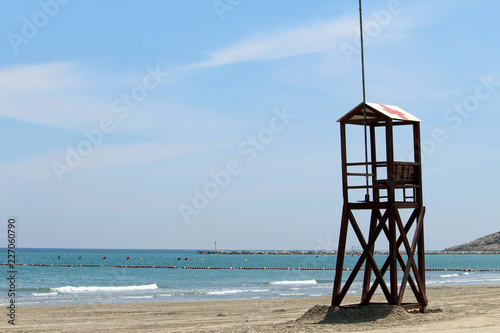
[297,304,412,324]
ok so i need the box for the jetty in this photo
[196,250,500,255]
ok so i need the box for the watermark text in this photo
[6,217,17,325]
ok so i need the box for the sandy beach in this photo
[4,285,500,332]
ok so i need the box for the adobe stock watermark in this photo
[314,235,338,251]
[213,0,243,21]
[178,106,296,224]
[7,0,71,54]
[6,217,18,325]
[340,0,403,63]
[51,65,169,182]
[397,74,498,162]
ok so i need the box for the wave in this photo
[206,290,240,295]
[31,292,58,296]
[269,279,317,285]
[428,277,500,285]
[440,274,459,278]
[205,288,271,295]
[315,279,334,285]
[50,284,158,294]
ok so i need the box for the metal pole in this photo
[359,0,370,202]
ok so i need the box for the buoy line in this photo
[0,263,491,271]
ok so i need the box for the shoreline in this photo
[5,284,500,332]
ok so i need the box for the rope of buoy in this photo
[1,264,490,271]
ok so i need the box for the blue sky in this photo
[0,0,499,250]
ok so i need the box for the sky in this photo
[0,0,499,250]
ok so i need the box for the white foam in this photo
[50,284,158,294]
[119,295,154,299]
[440,274,459,278]
[249,289,271,293]
[206,290,240,295]
[31,292,57,296]
[269,279,317,285]
[206,288,271,295]
[428,277,500,285]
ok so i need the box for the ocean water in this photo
[1,248,499,306]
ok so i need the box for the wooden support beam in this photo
[413,122,423,205]
[417,207,427,307]
[361,209,378,304]
[395,251,419,299]
[332,206,349,306]
[365,208,417,301]
[347,209,392,302]
[385,120,398,305]
[370,125,379,202]
[396,209,426,305]
[334,208,391,306]
[341,123,349,205]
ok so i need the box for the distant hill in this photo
[444,231,500,252]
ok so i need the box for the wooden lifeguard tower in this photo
[331,102,427,312]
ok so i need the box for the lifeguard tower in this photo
[331,102,427,312]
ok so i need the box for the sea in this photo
[1,248,499,306]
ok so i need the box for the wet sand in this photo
[3,285,500,332]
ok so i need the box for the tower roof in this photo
[337,102,422,124]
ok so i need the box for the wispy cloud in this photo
[85,142,209,169]
[187,18,357,70]
[0,62,85,93]
[187,3,428,71]
[0,62,107,129]
[0,142,208,186]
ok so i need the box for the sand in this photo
[3,285,500,332]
